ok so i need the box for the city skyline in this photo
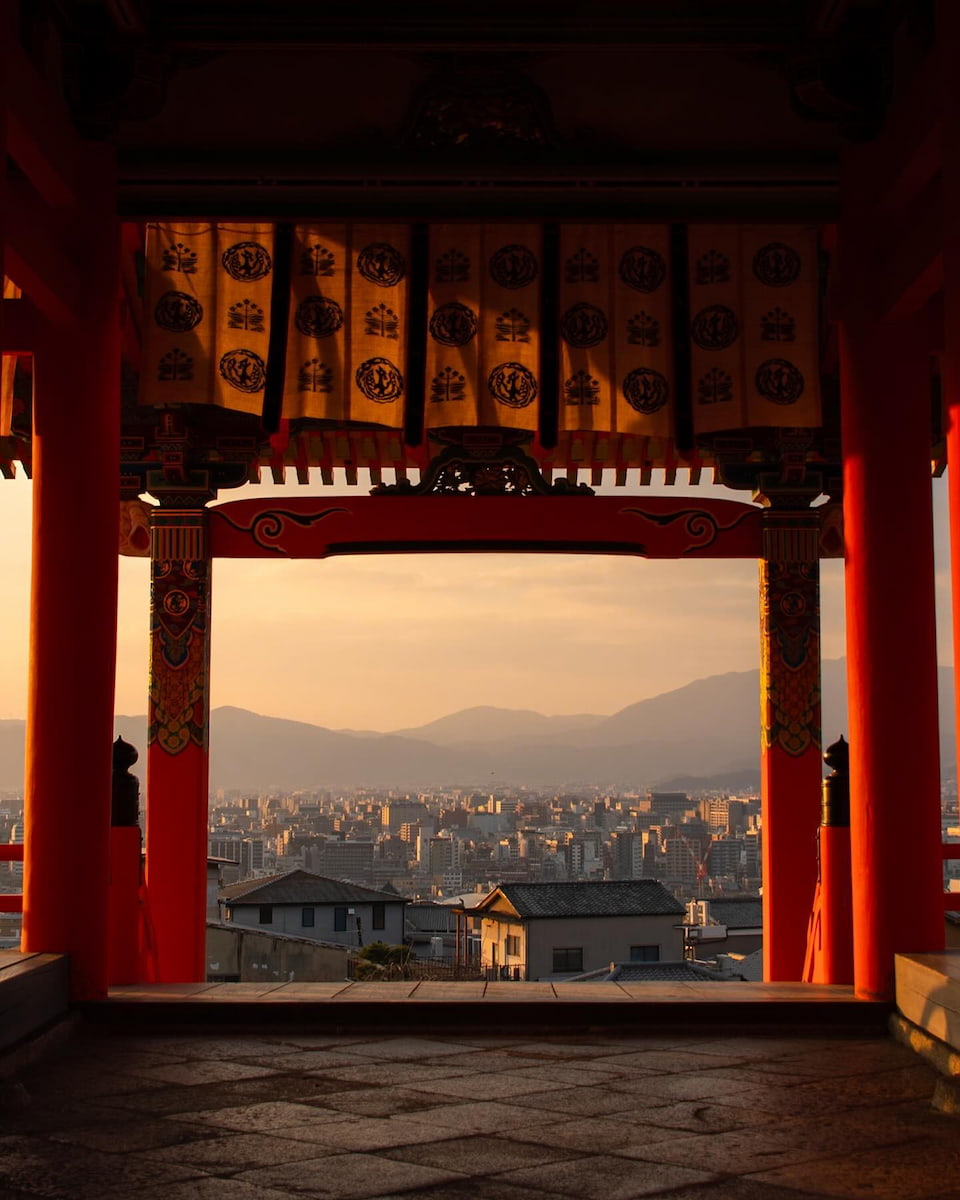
[0,472,953,729]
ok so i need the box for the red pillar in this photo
[144,503,211,982]
[21,150,121,999]
[939,1,960,883]
[758,506,822,980]
[805,737,854,985]
[840,317,944,1000]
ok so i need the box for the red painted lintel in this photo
[209,495,765,561]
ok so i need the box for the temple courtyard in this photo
[1,1024,957,1200]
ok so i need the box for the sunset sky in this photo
[0,472,953,730]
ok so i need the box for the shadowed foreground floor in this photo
[0,1029,957,1199]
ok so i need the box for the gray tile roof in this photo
[704,898,763,928]
[405,903,455,933]
[609,961,735,982]
[221,869,407,907]
[493,880,684,919]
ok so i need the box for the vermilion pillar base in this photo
[812,825,854,985]
[108,827,143,985]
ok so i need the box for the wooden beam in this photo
[875,179,944,321]
[0,297,37,354]
[5,43,81,210]
[208,495,764,561]
[3,183,80,325]
[844,56,941,222]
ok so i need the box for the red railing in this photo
[944,843,960,910]
[0,845,24,914]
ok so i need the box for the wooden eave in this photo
[128,1,817,51]
[476,890,523,920]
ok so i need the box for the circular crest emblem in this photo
[429,302,478,347]
[162,589,190,617]
[755,358,804,405]
[753,242,801,288]
[357,243,406,287]
[295,295,344,339]
[489,244,539,290]
[154,291,203,333]
[690,304,739,351]
[355,357,404,403]
[619,245,666,293]
[560,302,609,349]
[219,348,266,393]
[488,362,538,409]
[221,242,272,282]
[622,366,669,414]
[779,591,807,618]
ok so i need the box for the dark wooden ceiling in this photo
[31,0,923,217]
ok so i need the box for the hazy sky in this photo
[0,471,953,730]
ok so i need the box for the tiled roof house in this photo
[466,880,686,981]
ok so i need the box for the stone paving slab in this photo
[1,1025,957,1199]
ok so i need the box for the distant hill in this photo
[392,706,605,745]
[0,660,955,792]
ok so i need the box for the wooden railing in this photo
[0,845,24,914]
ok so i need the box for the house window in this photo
[334,906,348,931]
[630,944,660,962]
[505,934,520,958]
[372,903,385,930]
[302,907,315,927]
[258,906,273,925]
[552,947,583,973]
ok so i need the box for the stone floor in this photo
[1,1027,958,1200]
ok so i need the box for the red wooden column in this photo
[757,501,822,980]
[144,500,212,982]
[840,315,943,1000]
[21,150,121,999]
[939,1,960,889]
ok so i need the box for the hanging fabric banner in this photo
[426,225,541,431]
[139,221,819,440]
[558,224,674,438]
[479,224,541,431]
[425,224,482,428]
[612,224,674,439]
[345,224,410,425]
[285,223,349,423]
[742,226,820,428]
[688,225,821,434]
[558,224,614,434]
[141,223,276,416]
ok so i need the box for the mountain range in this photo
[0,659,955,793]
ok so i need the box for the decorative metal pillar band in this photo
[760,515,821,758]
[148,507,211,755]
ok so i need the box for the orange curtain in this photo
[425,224,542,431]
[689,225,821,433]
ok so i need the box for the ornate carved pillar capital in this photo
[148,501,212,756]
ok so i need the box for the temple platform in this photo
[0,951,69,1055]
[896,952,960,1055]
[86,979,890,1038]
[1,960,959,1197]
[1,1020,958,1199]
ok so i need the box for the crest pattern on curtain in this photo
[141,222,821,438]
